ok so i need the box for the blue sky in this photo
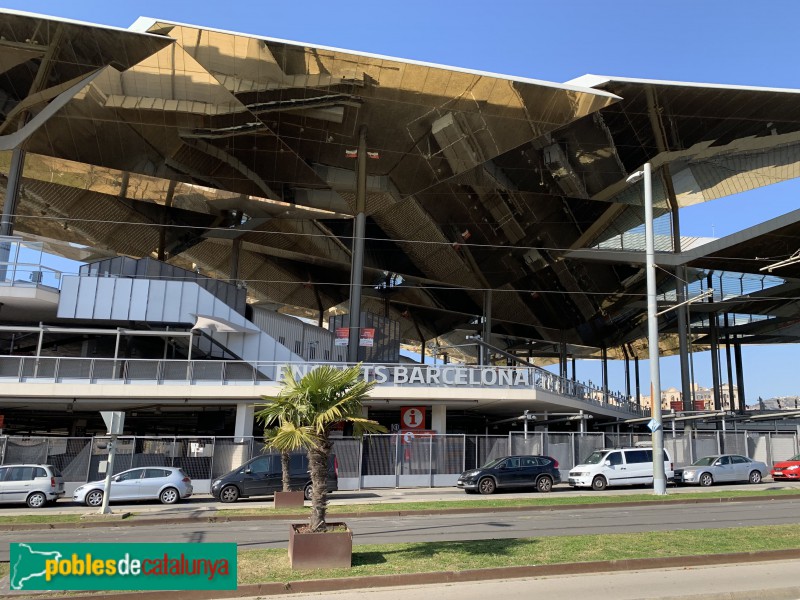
[5,1,800,400]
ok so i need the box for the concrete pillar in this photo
[234,403,254,441]
[431,404,447,434]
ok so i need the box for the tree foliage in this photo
[257,364,386,531]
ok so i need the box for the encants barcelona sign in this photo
[279,365,546,388]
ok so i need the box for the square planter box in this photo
[288,522,352,570]
[274,490,305,509]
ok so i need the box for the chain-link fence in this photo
[1,430,797,493]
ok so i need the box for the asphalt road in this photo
[2,498,799,562]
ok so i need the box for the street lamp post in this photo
[627,162,667,495]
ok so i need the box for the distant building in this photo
[640,383,738,411]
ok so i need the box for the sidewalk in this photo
[1,481,797,520]
[222,559,800,600]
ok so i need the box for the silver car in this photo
[73,467,193,507]
[0,464,65,508]
[676,454,769,486]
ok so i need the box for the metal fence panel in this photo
[330,438,362,478]
[474,436,509,469]
[574,433,605,465]
[362,435,396,477]
[434,435,464,475]
[510,432,544,456]
[722,433,747,457]
[693,432,720,459]
[769,434,797,466]
[210,437,253,478]
[545,433,574,475]
[3,437,49,464]
[749,432,770,465]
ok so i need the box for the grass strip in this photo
[0,488,798,524]
[238,524,800,584]
[1,525,798,590]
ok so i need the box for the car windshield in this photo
[789,454,800,462]
[691,457,717,466]
[481,458,506,469]
[582,451,607,465]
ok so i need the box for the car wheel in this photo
[159,487,179,505]
[303,483,313,501]
[748,470,762,484]
[478,477,496,495]
[219,485,239,503]
[85,490,104,507]
[537,475,554,493]
[27,492,47,509]
[699,472,713,487]
[591,476,607,491]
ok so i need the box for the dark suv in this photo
[457,455,561,494]
[211,452,338,503]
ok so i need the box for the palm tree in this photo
[257,396,302,493]
[259,364,386,532]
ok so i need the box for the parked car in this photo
[211,452,338,503]
[771,454,800,481]
[72,467,193,507]
[0,464,65,508]
[568,447,674,490]
[456,455,561,494]
[675,455,768,486]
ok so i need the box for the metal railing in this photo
[0,237,69,290]
[0,356,645,416]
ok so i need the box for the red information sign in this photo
[400,406,426,430]
[334,327,349,346]
[359,328,375,347]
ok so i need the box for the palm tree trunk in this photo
[281,450,290,492]
[307,438,332,532]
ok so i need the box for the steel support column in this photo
[734,341,746,413]
[723,313,735,411]
[229,238,241,282]
[709,314,722,412]
[0,147,25,237]
[601,346,608,403]
[347,125,368,362]
[706,274,721,412]
[482,289,492,366]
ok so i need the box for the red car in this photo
[771,454,800,480]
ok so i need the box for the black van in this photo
[210,452,338,503]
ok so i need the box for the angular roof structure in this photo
[2,10,800,362]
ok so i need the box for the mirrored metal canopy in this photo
[3,10,800,360]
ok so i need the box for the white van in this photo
[568,447,674,490]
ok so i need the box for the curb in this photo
[2,493,799,531]
[13,548,800,600]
